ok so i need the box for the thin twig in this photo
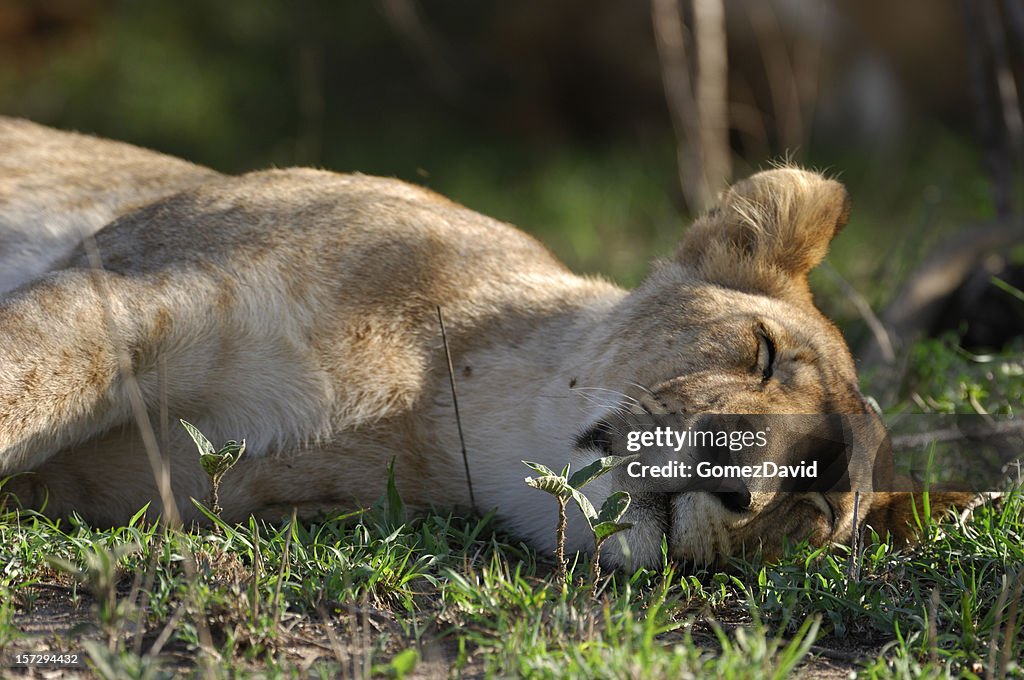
[744,0,804,152]
[858,219,1024,373]
[652,0,709,212]
[252,518,262,624]
[131,548,159,657]
[927,588,939,666]
[159,354,170,508]
[998,570,1023,678]
[693,0,731,199]
[67,244,218,665]
[590,539,604,593]
[555,497,567,584]
[821,262,894,363]
[436,306,476,513]
[846,491,861,583]
[987,572,1010,680]
[147,598,189,658]
[807,645,869,664]
[294,44,325,166]
[380,0,460,96]
[982,0,1023,163]
[1005,0,1024,58]
[272,508,297,629]
[962,0,1015,217]
[316,601,349,672]
[82,236,180,526]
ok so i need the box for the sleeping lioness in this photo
[0,118,967,568]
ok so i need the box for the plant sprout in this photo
[180,419,245,517]
[523,456,633,586]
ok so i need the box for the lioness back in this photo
[77,168,622,430]
[0,116,217,293]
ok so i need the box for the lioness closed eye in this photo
[0,118,969,568]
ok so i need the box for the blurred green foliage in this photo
[1,1,1021,356]
[905,334,1023,415]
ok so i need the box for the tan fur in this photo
[0,118,961,568]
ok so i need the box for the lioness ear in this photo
[863,491,979,543]
[676,167,850,300]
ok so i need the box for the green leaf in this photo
[218,440,246,463]
[567,486,598,521]
[199,453,223,477]
[389,648,419,678]
[522,460,557,477]
[198,438,246,478]
[567,455,631,489]
[189,497,234,531]
[128,502,152,528]
[596,490,631,525]
[45,556,84,580]
[992,275,1024,304]
[592,521,633,541]
[771,614,821,679]
[525,475,572,498]
[180,419,214,456]
[385,458,406,526]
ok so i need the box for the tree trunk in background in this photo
[693,0,731,206]
[652,0,731,214]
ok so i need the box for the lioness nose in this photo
[712,488,752,513]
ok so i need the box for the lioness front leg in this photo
[0,268,165,476]
[2,262,336,509]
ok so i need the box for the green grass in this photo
[2,451,1022,677]
[901,334,1024,416]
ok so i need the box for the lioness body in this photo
[0,118,952,567]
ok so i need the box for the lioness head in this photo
[566,168,949,568]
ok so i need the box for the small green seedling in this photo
[47,543,141,643]
[523,456,633,586]
[180,419,245,517]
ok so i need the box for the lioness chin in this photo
[0,117,968,569]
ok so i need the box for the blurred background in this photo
[1,0,1022,408]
